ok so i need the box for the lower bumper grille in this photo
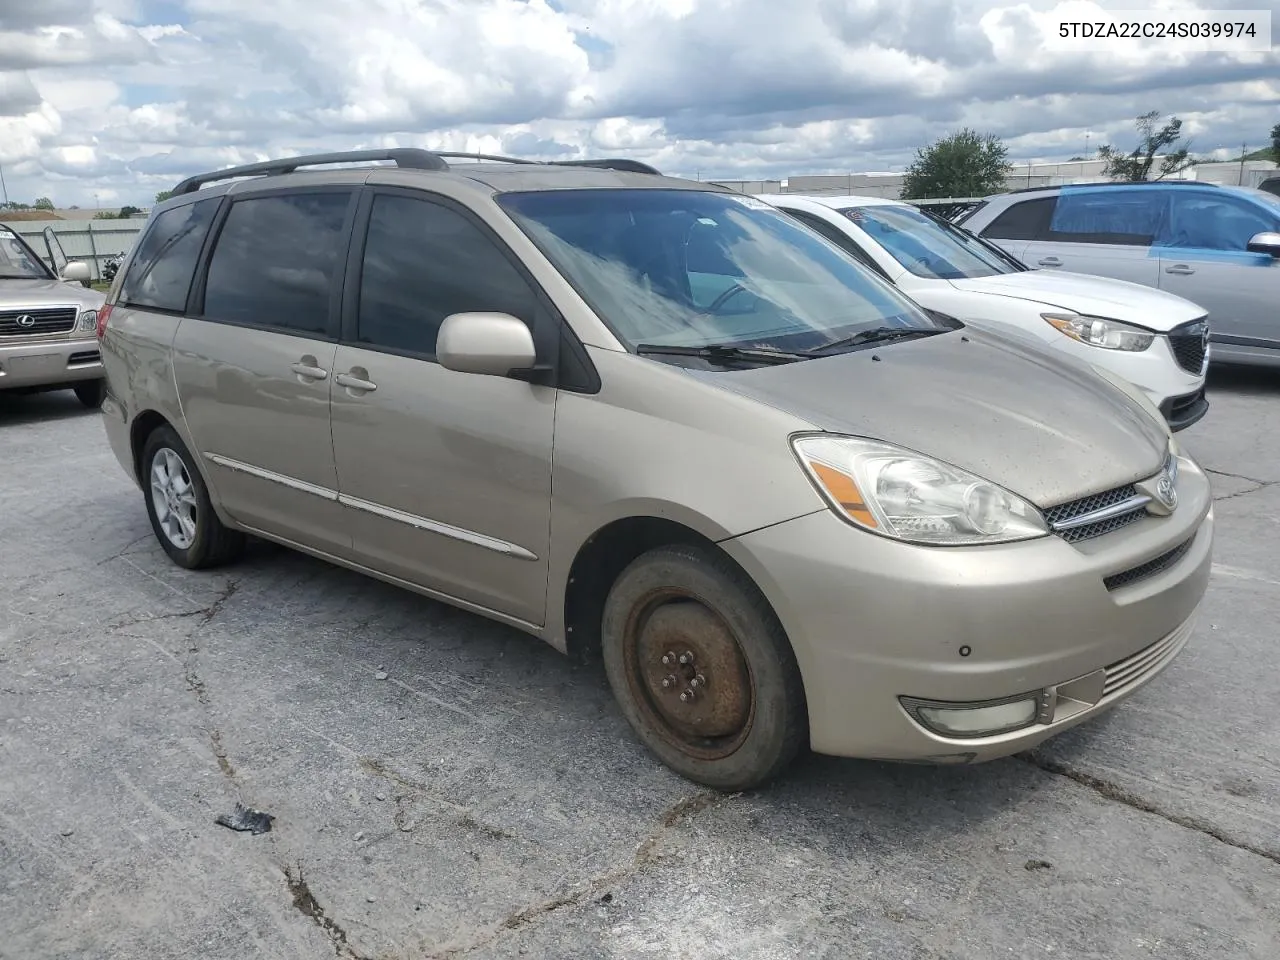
[0,307,77,336]
[1159,388,1209,432]
[1103,618,1194,698]
[1104,536,1195,591]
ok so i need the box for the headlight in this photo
[78,310,98,332]
[1042,312,1154,351]
[792,435,1050,545]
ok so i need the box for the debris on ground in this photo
[375,671,389,681]
[215,803,275,835]
[1024,859,1053,871]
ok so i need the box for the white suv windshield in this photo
[0,227,53,280]
[499,189,943,355]
[844,204,1019,280]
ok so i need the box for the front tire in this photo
[601,544,807,791]
[74,380,105,408]
[141,425,245,569]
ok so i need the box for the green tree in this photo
[1097,111,1196,181]
[93,211,116,220]
[900,129,1012,200]
[118,205,142,218]
[154,189,173,204]
[33,197,54,211]
[1271,122,1280,161]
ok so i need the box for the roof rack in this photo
[1005,179,1211,195]
[171,148,449,196]
[171,149,665,196]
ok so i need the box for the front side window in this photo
[842,204,1018,280]
[203,192,351,334]
[1157,192,1280,251]
[498,189,941,357]
[120,199,220,311]
[1046,189,1166,245]
[0,227,52,280]
[357,194,538,357]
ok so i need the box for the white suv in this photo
[759,194,1210,431]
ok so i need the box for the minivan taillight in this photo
[96,303,113,339]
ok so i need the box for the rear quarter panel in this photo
[100,305,190,486]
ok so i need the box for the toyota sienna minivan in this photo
[98,149,1213,790]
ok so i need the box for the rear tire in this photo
[74,380,105,408]
[141,425,245,569]
[601,544,807,791]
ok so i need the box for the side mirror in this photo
[61,260,92,284]
[1246,231,1280,257]
[437,312,538,378]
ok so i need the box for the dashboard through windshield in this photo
[498,189,945,360]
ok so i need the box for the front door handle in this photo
[1165,264,1195,276]
[290,357,329,381]
[1037,257,1062,267]
[335,370,377,393]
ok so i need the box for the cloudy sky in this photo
[1,0,1276,207]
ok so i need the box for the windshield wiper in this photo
[814,325,945,353]
[634,343,809,366]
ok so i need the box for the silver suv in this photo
[958,182,1280,367]
[0,224,106,406]
[98,150,1212,789]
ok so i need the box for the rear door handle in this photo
[1165,264,1195,276]
[335,371,377,393]
[290,357,329,381]
[1037,257,1062,267]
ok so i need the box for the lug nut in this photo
[678,651,694,665]
[679,692,689,702]
[690,675,705,689]
[661,652,674,665]
[661,675,679,689]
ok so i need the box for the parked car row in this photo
[957,180,1280,367]
[756,193,1210,429]
[91,149,1214,790]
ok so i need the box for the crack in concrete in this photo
[172,579,241,786]
[424,789,731,958]
[1205,468,1280,502]
[284,865,370,959]
[1019,754,1280,867]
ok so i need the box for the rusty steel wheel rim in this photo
[622,588,755,760]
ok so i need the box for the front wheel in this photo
[601,544,807,791]
[74,380,105,408]
[141,425,245,569]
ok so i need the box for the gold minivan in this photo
[98,150,1213,790]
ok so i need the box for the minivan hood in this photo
[703,329,1168,507]
[948,270,1204,332]
[0,277,104,311]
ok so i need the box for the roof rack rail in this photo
[434,152,539,165]
[555,158,662,175]
[171,148,450,196]
[1005,179,1210,195]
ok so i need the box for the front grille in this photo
[1044,484,1147,543]
[1167,319,1209,374]
[0,307,77,337]
[1104,537,1195,591]
[1102,618,1194,698]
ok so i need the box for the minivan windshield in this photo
[498,189,945,358]
[843,204,1021,280]
[0,227,54,280]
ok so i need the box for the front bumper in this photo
[720,454,1213,762]
[0,335,102,390]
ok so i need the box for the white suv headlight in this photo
[792,435,1049,545]
[1042,312,1154,352]
[78,310,98,332]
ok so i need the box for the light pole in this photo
[0,161,8,206]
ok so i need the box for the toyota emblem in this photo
[15,314,36,328]
[1155,473,1178,510]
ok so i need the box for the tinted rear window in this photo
[980,197,1055,241]
[119,199,220,312]
[202,192,351,335]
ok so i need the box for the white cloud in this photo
[0,0,1274,206]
